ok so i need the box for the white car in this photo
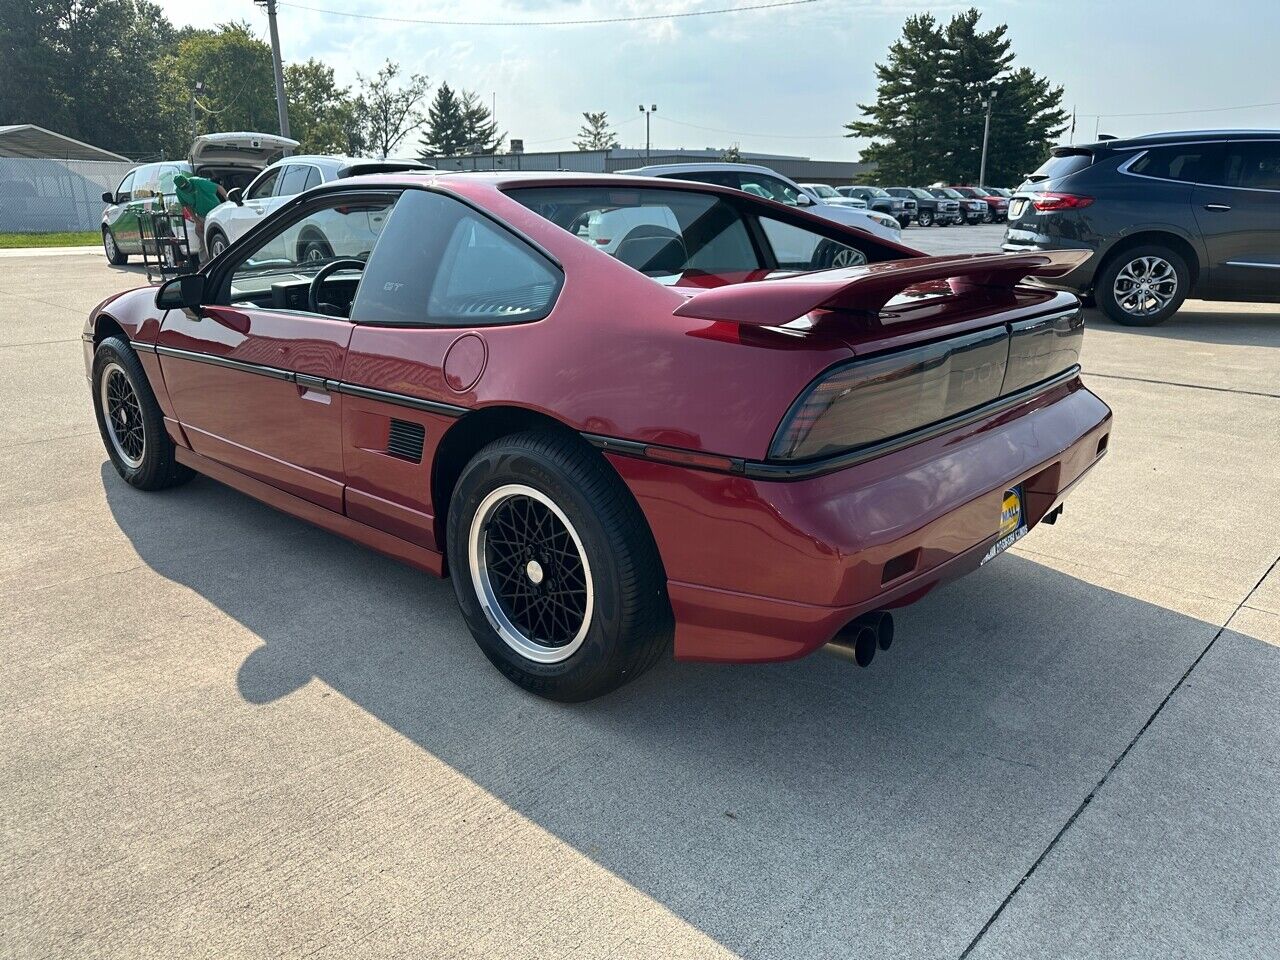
[798,182,868,210]
[203,155,433,259]
[619,162,902,242]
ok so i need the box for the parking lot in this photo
[2,242,1278,958]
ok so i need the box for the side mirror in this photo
[102,191,115,204]
[155,273,206,311]
[227,187,244,205]
[796,193,813,206]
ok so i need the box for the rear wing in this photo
[672,250,1090,327]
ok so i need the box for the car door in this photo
[1193,139,1280,300]
[221,166,284,245]
[156,190,400,513]
[122,164,160,253]
[338,188,562,549]
[104,170,137,250]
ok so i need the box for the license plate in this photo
[1009,198,1027,218]
[981,487,1027,565]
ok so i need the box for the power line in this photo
[275,0,820,27]
[1078,98,1280,120]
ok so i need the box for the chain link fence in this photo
[0,157,134,233]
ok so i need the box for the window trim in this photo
[1114,139,1280,193]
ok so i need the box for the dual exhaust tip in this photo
[828,611,894,667]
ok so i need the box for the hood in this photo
[806,203,900,241]
[189,132,299,171]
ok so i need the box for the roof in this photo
[1075,129,1280,150]
[0,124,129,161]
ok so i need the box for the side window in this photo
[1225,142,1280,191]
[155,165,180,197]
[246,168,281,200]
[116,172,135,201]
[353,190,560,327]
[131,165,157,199]
[223,194,397,317]
[662,170,739,189]
[302,166,323,191]
[277,164,311,197]
[740,174,804,206]
[759,216,864,271]
[1127,144,1224,184]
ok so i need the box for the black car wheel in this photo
[917,210,934,227]
[92,337,193,490]
[102,227,127,265]
[1096,245,1189,326]
[207,228,230,260]
[447,430,671,701]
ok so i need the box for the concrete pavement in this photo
[1,246,1277,959]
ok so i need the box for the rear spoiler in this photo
[672,250,1091,327]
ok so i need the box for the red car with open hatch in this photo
[84,171,1111,700]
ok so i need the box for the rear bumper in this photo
[609,376,1112,663]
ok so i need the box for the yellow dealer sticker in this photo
[982,487,1027,566]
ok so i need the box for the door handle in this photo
[1203,203,1232,211]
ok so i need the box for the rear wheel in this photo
[1096,245,1188,326]
[917,210,934,227]
[298,233,333,263]
[92,337,192,490]
[447,431,670,701]
[102,227,127,265]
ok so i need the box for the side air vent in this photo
[387,419,426,462]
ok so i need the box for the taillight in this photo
[1031,192,1094,211]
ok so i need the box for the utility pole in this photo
[255,0,292,150]
[639,104,657,160]
[978,91,996,187]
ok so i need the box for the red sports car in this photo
[84,172,1111,700]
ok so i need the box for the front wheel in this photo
[1095,245,1189,326]
[917,210,934,228]
[447,431,671,701]
[206,228,229,260]
[102,227,127,265]
[92,337,193,490]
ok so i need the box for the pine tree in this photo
[573,111,619,150]
[844,14,950,185]
[848,8,1067,186]
[419,82,469,158]
[460,90,504,154]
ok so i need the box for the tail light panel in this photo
[1031,192,1094,212]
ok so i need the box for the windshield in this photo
[968,187,991,197]
[805,184,840,198]
[908,188,933,199]
[858,186,890,198]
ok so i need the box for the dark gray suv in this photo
[1003,130,1280,325]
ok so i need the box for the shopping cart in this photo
[138,194,198,284]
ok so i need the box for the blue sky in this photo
[157,0,1280,158]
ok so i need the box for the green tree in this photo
[285,59,359,154]
[0,0,179,158]
[844,13,950,185]
[419,82,468,158]
[573,111,619,151]
[460,90,503,154]
[848,8,1066,186]
[155,21,279,157]
[720,143,743,163]
[354,60,429,158]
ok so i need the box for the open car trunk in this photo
[189,132,298,182]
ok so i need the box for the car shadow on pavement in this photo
[1087,304,1280,348]
[101,463,1276,957]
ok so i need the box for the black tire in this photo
[813,239,866,269]
[1095,244,1189,326]
[446,430,671,701]
[206,227,230,260]
[917,210,934,227]
[102,227,127,265]
[92,336,193,491]
[297,233,334,264]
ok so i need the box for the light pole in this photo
[978,90,996,186]
[254,0,292,150]
[639,104,657,160]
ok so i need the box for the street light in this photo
[978,90,997,187]
[639,104,657,160]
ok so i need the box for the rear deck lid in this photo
[189,132,299,171]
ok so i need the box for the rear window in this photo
[507,185,879,279]
[1027,150,1094,183]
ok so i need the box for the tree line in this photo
[0,1,510,160]
[847,8,1067,186]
